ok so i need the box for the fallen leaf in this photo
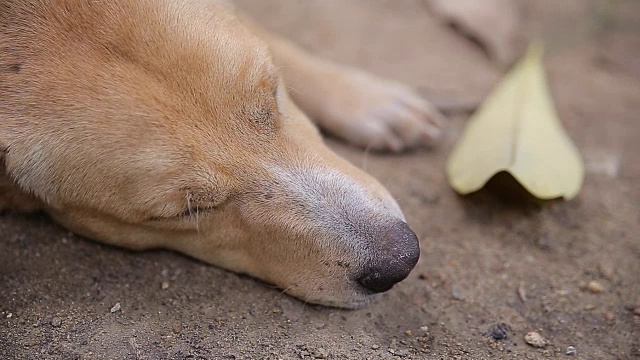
[446,43,584,200]
[425,0,523,66]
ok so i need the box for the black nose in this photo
[357,221,420,293]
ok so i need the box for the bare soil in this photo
[1,1,639,359]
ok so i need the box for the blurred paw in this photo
[319,68,447,152]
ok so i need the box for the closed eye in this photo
[148,206,216,222]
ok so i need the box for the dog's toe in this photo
[388,102,445,150]
[318,69,447,152]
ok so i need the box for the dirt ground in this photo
[1,1,639,359]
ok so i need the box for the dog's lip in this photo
[343,294,379,309]
[315,290,380,309]
[284,281,381,309]
[349,282,385,307]
[344,281,383,306]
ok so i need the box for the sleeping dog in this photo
[0,0,445,308]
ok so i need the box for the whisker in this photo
[361,141,373,171]
[195,204,201,240]
[285,85,300,97]
[186,191,192,215]
[186,191,201,241]
[278,284,297,296]
[297,297,310,319]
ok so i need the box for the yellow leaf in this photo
[446,43,584,200]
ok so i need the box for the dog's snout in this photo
[357,221,420,294]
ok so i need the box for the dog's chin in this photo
[285,284,381,309]
[328,294,380,310]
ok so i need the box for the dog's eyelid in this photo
[147,205,216,222]
[179,205,216,218]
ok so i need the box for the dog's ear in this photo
[0,143,44,213]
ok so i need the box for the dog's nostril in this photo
[357,221,420,294]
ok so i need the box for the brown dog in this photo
[0,0,445,308]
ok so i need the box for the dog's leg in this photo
[238,14,446,152]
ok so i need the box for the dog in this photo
[0,0,445,308]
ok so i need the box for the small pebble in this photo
[586,280,604,293]
[110,303,121,313]
[51,317,62,327]
[419,325,429,333]
[371,344,380,350]
[566,346,577,356]
[633,307,640,316]
[404,330,413,337]
[524,331,547,348]
[314,348,328,359]
[161,281,170,290]
[490,323,509,340]
[395,349,410,357]
[604,311,615,321]
[6,313,12,319]
[451,284,466,300]
[598,262,615,279]
[172,323,182,334]
[517,283,527,303]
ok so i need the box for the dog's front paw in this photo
[316,66,446,152]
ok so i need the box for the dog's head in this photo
[0,0,419,308]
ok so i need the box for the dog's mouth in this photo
[296,272,415,309]
[274,220,420,309]
[331,290,381,309]
[283,283,382,309]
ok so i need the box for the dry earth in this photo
[1,1,639,359]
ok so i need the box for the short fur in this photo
[0,0,444,307]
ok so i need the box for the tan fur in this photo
[0,0,444,307]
